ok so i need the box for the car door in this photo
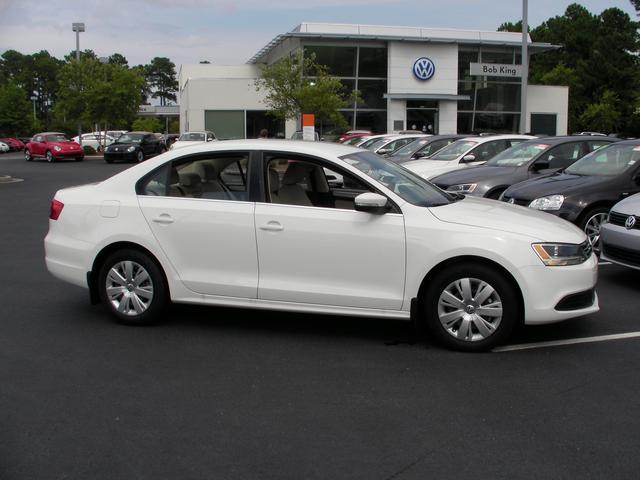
[137,152,258,298]
[32,135,45,157]
[254,153,406,310]
[528,142,587,178]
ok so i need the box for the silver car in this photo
[601,193,640,270]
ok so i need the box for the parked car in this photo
[600,193,640,270]
[338,130,371,143]
[431,136,617,199]
[170,131,216,150]
[0,141,9,153]
[103,131,164,163]
[71,133,115,151]
[45,139,599,352]
[501,139,640,248]
[357,134,397,150]
[366,134,428,156]
[25,132,84,162]
[0,137,25,151]
[402,135,535,180]
[290,131,320,141]
[387,135,468,164]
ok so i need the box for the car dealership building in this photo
[179,23,568,139]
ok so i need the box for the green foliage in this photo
[169,118,180,133]
[255,52,352,129]
[131,117,163,132]
[83,145,97,155]
[502,3,640,135]
[632,0,639,14]
[145,57,178,106]
[578,90,622,133]
[0,82,34,135]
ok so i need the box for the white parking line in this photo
[493,331,640,352]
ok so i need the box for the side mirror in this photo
[532,159,550,171]
[207,138,213,142]
[462,154,476,162]
[413,151,427,159]
[354,192,390,214]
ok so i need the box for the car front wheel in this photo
[136,150,144,163]
[98,249,167,326]
[423,263,518,352]
[25,150,32,161]
[46,150,54,163]
[580,207,609,252]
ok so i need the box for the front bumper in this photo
[601,222,640,270]
[104,150,137,162]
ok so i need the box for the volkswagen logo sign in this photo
[413,57,435,81]
[625,215,636,229]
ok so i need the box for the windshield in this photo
[430,140,478,161]
[359,136,390,150]
[115,133,144,144]
[179,132,206,142]
[486,142,550,167]
[565,143,640,176]
[393,138,431,156]
[364,137,395,151]
[46,134,68,142]
[340,151,456,207]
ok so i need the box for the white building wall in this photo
[387,99,406,132]
[438,100,458,134]
[388,42,458,95]
[526,85,569,135]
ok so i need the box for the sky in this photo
[0,0,636,69]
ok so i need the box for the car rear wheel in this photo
[136,150,144,163]
[423,263,518,352]
[98,249,167,326]
[25,150,32,161]
[46,150,54,163]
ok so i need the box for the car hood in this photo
[108,142,137,149]
[403,159,469,180]
[610,192,640,215]
[505,172,611,201]
[171,140,206,150]
[57,141,82,147]
[429,196,586,243]
[431,166,518,186]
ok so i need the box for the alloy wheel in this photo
[46,151,53,162]
[584,212,608,250]
[437,277,503,342]
[105,260,154,316]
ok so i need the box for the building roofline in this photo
[247,22,559,64]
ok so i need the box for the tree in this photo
[255,52,352,129]
[632,0,639,14]
[108,53,128,67]
[145,57,178,106]
[0,82,34,135]
[579,90,621,133]
[131,117,163,132]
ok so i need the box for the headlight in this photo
[127,146,136,152]
[54,146,62,152]
[446,183,477,194]
[532,243,590,266]
[529,194,564,211]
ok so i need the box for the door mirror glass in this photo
[462,154,476,162]
[532,159,550,171]
[354,192,389,214]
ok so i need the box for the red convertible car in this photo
[25,132,84,162]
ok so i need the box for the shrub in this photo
[83,145,97,155]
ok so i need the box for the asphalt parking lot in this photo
[1,150,640,479]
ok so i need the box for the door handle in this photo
[259,221,284,232]
[152,214,174,225]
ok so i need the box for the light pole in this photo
[520,0,528,134]
[72,22,85,145]
[30,95,37,121]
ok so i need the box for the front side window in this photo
[565,143,640,176]
[430,140,478,161]
[46,134,67,142]
[486,142,551,167]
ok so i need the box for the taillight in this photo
[50,199,64,220]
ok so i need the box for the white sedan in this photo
[403,134,534,180]
[170,131,216,150]
[0,141,9,153]
[45,140,598,351]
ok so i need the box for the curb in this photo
[0,175,24,184]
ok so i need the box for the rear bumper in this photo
[44,230,93,289]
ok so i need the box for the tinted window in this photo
[486,142,551,167]
[430,141,478,161]
[566,143,640,176]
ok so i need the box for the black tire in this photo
[98,249,167,326]
[136,150,144,163]
[486,188,505,200]
[25,150,32,161]
[46,150,54,163]
[423,263,518,352]
[578,206,609,252]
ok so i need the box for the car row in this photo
[0,137,26,151]
[45,139,599,352]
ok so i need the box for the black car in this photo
[386,135,468,164]
[103,131,165,163]
[501,139,640,247]
[431,136,617,199]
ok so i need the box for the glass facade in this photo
[304,45,388,136]
[457,47,522,134]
